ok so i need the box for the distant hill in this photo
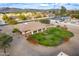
[0,7,78,13]
[0,7,55,13]
[0,7,22,12]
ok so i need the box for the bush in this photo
[7,20,17,25]
[12,28,21,34]
[39,19,50,24]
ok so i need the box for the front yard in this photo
[27,26,74,46]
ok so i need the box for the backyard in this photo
[27,26,74,46]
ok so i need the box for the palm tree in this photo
[0,33,13,56]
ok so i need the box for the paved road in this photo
[0,23,79,56]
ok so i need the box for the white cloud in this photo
[0,0,53,3]
[39,4,49,6]
[0,0,79,3]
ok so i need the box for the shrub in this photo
[39,19,50,24]
[12,28,21,34]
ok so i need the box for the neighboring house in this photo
[49,16,71,24]
[62,16,71,22]
[70,19,79,24]
[49,16,61,25]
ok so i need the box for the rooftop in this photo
[16,22,47,32]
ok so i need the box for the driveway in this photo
[0,23,79,56]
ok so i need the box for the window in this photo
[38,29,41,32]
[33,30,37,33]
[43,28,45,30]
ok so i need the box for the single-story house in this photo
[49,16,71,24]
[15,22,48,36]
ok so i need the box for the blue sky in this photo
[0,3,79,10]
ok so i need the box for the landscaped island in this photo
[27,26,74,46]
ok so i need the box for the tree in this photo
[0,33,13,56]
[60,6,67,16]
[2,14,17,25]
[70,14,79,19]
[18,14,26,20]
[2,14,9,21]
[35,14,42,18]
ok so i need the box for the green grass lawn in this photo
[31,27,74,46]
